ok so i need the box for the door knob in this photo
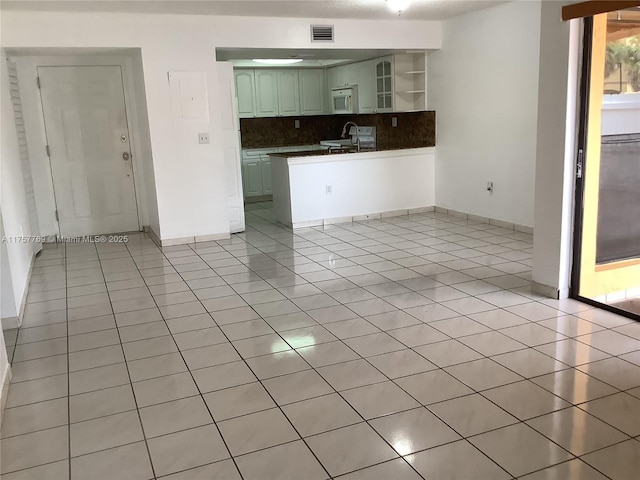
[122,152,130,161]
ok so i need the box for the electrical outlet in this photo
[294,119,300,129]
[198,132,210,144]
[392,117,398,127]
[326,185,333,195]
[486,181,494,192]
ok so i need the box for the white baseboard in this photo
[1,251,36,331]
[291,219,323,229]
[531,281,565,300]
[434,207,534,234]
[0,362,12,428]
[145,226,162,248]
[194,233,231,243]
[286,205,533,233]
[409,206,435,214]
[145,226,231,247]
[1,316,20,330]
[290,206,436,229]
[381,209,410,218]
[353,213,381,221]
[323,216,353,226]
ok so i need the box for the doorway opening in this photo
[572,9,640,320]
[5,48,158,242]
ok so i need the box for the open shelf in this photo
[400,90,426,94]
[403,70,426,74]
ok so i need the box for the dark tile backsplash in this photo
[239,111,435,149]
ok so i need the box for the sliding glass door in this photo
[573,8,640,319]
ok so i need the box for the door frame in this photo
[570,16,640,321]
[13,54,147,238]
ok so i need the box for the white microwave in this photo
[331,86,359,114]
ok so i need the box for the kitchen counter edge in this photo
[269,146,436,164]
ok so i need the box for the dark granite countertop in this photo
[269,145,433,158]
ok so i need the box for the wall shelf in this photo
[394,52,426,111]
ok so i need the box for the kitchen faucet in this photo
[341,121,360,152]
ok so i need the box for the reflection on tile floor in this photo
[2,202,640,479]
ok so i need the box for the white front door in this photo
[38,66,140,237]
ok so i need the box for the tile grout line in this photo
[13,299,637,382]
[93,241,158,480]
[185,231,527,478]
[212,218,613,477]
[3,208,637,479]
[64,243,71,480]
[181,241,338,480]
[122,239,246,480]
[240,204,631,477]
[4,348,637,445]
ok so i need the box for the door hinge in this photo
[36,76,41,89]
[576,148,584,179]
[54,210,59,222]
[45,145,51,157]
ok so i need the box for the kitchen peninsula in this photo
[240,110,436,228]
[271,146,435,228]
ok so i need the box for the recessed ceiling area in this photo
[216,48,424,68]
[1,0,510,21]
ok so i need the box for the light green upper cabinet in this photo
[299,69,325,116]
[329,66,347,89]
[235,68,324,117]
[254,70,279,117]
[276,70,300,116]
[234,70,256,118]
[357,60,376,114]
[235,53,425,118]
[344,63,358,87]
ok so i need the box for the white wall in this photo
[427,0,542,228]
[1,54,35,321]
[531,2,581,298]
[601,92,640,135]
[0,224,17,320]
[1,10,441,242]
[0,312,9,421]
[11,58,57,237]
[0,221,13,422]
[1,52,34,412]
[127,53,161,237]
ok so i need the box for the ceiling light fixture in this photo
[386,0,410,15]
[253,59,304,65]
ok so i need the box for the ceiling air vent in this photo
[311,25,335,43]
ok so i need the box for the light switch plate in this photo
[294,120,300,129]
[392,117,398,127]
[198,132,210,144]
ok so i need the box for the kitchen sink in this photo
[320,139,354,148]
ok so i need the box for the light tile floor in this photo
[2,202,640,479]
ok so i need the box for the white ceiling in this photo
[1,0,510,21]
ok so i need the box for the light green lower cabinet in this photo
[242,160,263,197]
